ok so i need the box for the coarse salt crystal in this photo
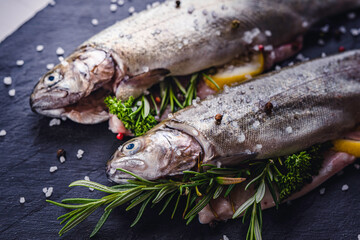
[350,28,359,36]
[77,149,84,159]
[321,52,327,58]
[49,0,56,6]
[117,0,124,6]
[354,163,360,170]
[20,197,25,204]
[275,65,281,71]
[264,30,272,37]
[42,187,48,194]
[347,12,356,19]
[244,149,252,154]
[339,26,346,34]
[49,166,58,173]
[56,47,64,55]
[58,56,64,62]
[317,39,325,45]
[264,45,273,51]
[302,21,309,28]
[46,63,54,70]
[0,129,6,136]
[223,235,229,240]
[285,126,293,134]
[8,89,16,97]
[358,234,360,240]
[84,176,90,181]
[36,45,44,52]
[252,120,260,129]
[16,60,24,66]
[320,24,330,33]
[238,133,246,143]
[3,76,12,85]
[59,156,66,163]
[110,4,118,12]
[341,184,349,191]
[288,62,294,67]
[91,19,98,26]
[128,6,135,14]
[49,118,61,127]
[45,187,53,198]
[110,0,116,3]
[255,144,262,150]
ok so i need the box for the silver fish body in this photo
[30,0,360,124]
[107,50,360,182]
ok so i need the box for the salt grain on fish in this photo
[19,197,25,204]
[49,166,58,173]
[110,4,117,12]
[319,188,325,195]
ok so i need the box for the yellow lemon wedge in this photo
[332,139,360,157]
[204,52,264,90]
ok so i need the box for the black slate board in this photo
[0,1,359,239]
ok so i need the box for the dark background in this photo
[0,1,359,239]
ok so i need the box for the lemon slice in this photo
[332,139,360,157]
[204,52,264,90]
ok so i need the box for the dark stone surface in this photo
[0,1,359,239]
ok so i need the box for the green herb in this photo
[272,144,326,200]
[202,73,220,90]
[105,95,157,136]
[232,161,278,240]
[48,144,327,239]
[159,74,199,115]
[47,165,248,237]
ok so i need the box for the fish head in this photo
[30,46,117,122]
[106,127,202,183]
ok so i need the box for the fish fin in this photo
[116,68,170,100]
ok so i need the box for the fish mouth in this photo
[30,87,111,124]
[106,157,146,183]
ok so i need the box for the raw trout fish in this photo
[107,50,360,182]
[30,0,360,125]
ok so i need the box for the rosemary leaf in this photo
[61,198,99,204]
[255,181,265,203]
[130,195,154,227]
[69,180,120,194]
[232,196,255,219]
[90,209,112,238]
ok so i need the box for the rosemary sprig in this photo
[47,166,248,237]
[232,161,278,240]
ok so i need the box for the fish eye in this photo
[122,140,141,155]
[45,72,62,87]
